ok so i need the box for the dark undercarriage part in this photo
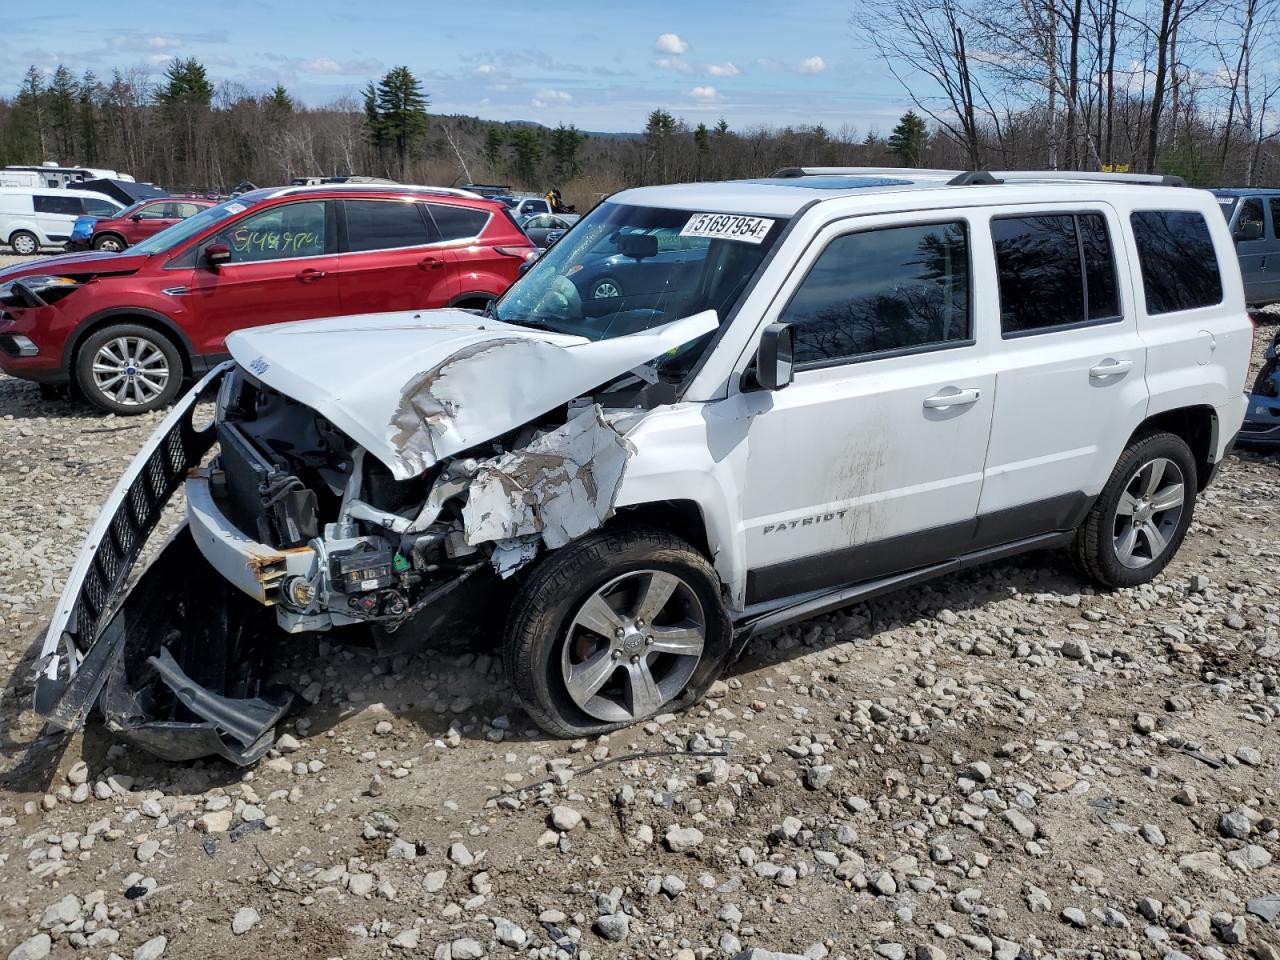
[97,528,295,765]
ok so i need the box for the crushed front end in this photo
[1241,330,1280,448]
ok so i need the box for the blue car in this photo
[569,227,708,304]
[1241,328,1280,447]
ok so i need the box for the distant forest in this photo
[1,0,1277,214]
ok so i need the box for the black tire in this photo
[1072,431,1197,588]
[590,276,623,299]
[9,230,38,256]
[505,525,733,738]
[75,323,184,415]
[93,233,126,252]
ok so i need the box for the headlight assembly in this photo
[0,275,82,308]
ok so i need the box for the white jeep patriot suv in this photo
[36,168,1252,764]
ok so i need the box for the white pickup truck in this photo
[35,167,1252,764]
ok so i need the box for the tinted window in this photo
[1130,210,1223,314]
[210,200,327,263]
[344,199,433,252]
[82,197,119,217]
[33,194,83,216]
[992,213,1119,335]
[1238,198,1265,236]
[1271,199,1280,238]
[780,221,970,365]
[427,203,489,241]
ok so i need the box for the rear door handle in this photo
[923,388,981,409]
[1089,358,1133,378]
[419,257,446,271]
[296,268,326,283]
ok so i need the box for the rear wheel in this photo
[93,234,126,252]
[505,526,733,737]
[9,230,38,256]
[1072,431,1197,588]
[75,323,184,415]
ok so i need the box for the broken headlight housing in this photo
[0,275,82,308]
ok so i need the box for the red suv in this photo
[69,197,217,252]
[0,185,536,413]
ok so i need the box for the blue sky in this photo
[4,0,914,133]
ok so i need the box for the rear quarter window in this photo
[427,204,490,242]
[1129,210,1223,315]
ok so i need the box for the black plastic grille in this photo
[68,401,218,654]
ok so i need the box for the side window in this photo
[426,203,489,242]
[211,200,328,263]
[779,221,971,366]
[992,213,1119,336]
[136,203,170,219]
[343,199,434,252]
[1237,198,1265,236]
[82,197,119,217]
[174,203,201,218]
[1269,199,1280,239]
[33,194,83,216]
[1130,210,1224,315]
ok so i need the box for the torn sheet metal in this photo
[34,363,230,732]
[226,308,718,481]
[461,405,635,572]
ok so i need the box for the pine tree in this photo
[645,109,678,183]
[266,84,294,112]
[155,58,213,106]
[483,127,505,168]
[14,66,48,159]
[365,66,429,180]
[508,128,543,186]
[887,110,929,167]
[548,124,587,182]
[47,66,78,160]
[78,71,101,164]
[694,122,710,179]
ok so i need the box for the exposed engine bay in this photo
[33,308,718,765]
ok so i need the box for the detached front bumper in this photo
[34,363,296,765]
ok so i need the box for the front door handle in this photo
[923,388,981,409]
[1089,358,1133,379]
[296,268,327,283]
[419,257,446,271]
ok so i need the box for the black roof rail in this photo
[947,171,1003,186]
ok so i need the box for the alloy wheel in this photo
[560,569,706,723]
[98,237,123,252]
[91,336,171,408]
[1113,456,1185,569]
[593,280,621,299]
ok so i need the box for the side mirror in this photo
[204,243,232,269]
[130,213,144,221]
[1234,221,1263,242]
[755,323,794,391]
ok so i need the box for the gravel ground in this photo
[0,290,1278,960]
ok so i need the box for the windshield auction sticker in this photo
[680,213,775,244]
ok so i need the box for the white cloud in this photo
[294,56,383,75]
[705,62,740,77]
[655,56,693,74]
[655,33,689,55]
[756,55,830,75]
[304,57,343,74]
[146,36,179,50]
[474,63,498,76]
[798,55,827,74]
[690,85,720,101]
[531,88,573,108]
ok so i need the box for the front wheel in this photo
[75,323,184,415]
[505,526,733,737]
[93,234,126,252]
[9,230,38,256]
[1072,431,1197,588]
[590,277,623,300]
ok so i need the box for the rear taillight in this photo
[494,245,538,261]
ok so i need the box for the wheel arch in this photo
[92,232,128,249]
[448,291,498,310]
[1128,404,1218,491]
[611,499,714,563]
[64,309,196,380]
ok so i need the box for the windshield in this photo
[494,202,787,347]
[131,195,255,255]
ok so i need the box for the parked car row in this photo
[0,183,537,412]
[0,187,124,254]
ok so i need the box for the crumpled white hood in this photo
[227,308,717,480]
